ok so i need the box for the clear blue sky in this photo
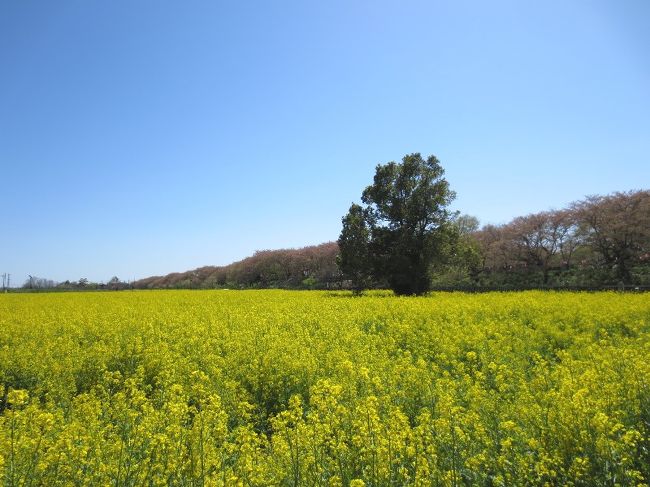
[1,1,648,285]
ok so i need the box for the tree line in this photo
[448,189,650,289]
[338,154,649,294]
[135,158,648,293]
[20,276,132,291]
[15,153,649,293]
[133,243,339,290]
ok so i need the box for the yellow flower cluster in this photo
[0,290,648,485]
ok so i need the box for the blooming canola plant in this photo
[0,290,648,485]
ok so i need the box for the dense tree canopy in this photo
[336,204,371,294]
[465,190,650,288]
[338,153,457,295]
[571,191,650,283]
[125,189,648,292]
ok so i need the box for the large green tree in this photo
[338,153,457,295]
[336,203,372,293]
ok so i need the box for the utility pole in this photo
[1,273,5,291]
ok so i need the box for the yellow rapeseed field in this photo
[0,290,649,486]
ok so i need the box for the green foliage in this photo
[337,203,372,294]
[301,276,317,289]
[339,153,457,295]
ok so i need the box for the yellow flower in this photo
[7,389,29,407]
